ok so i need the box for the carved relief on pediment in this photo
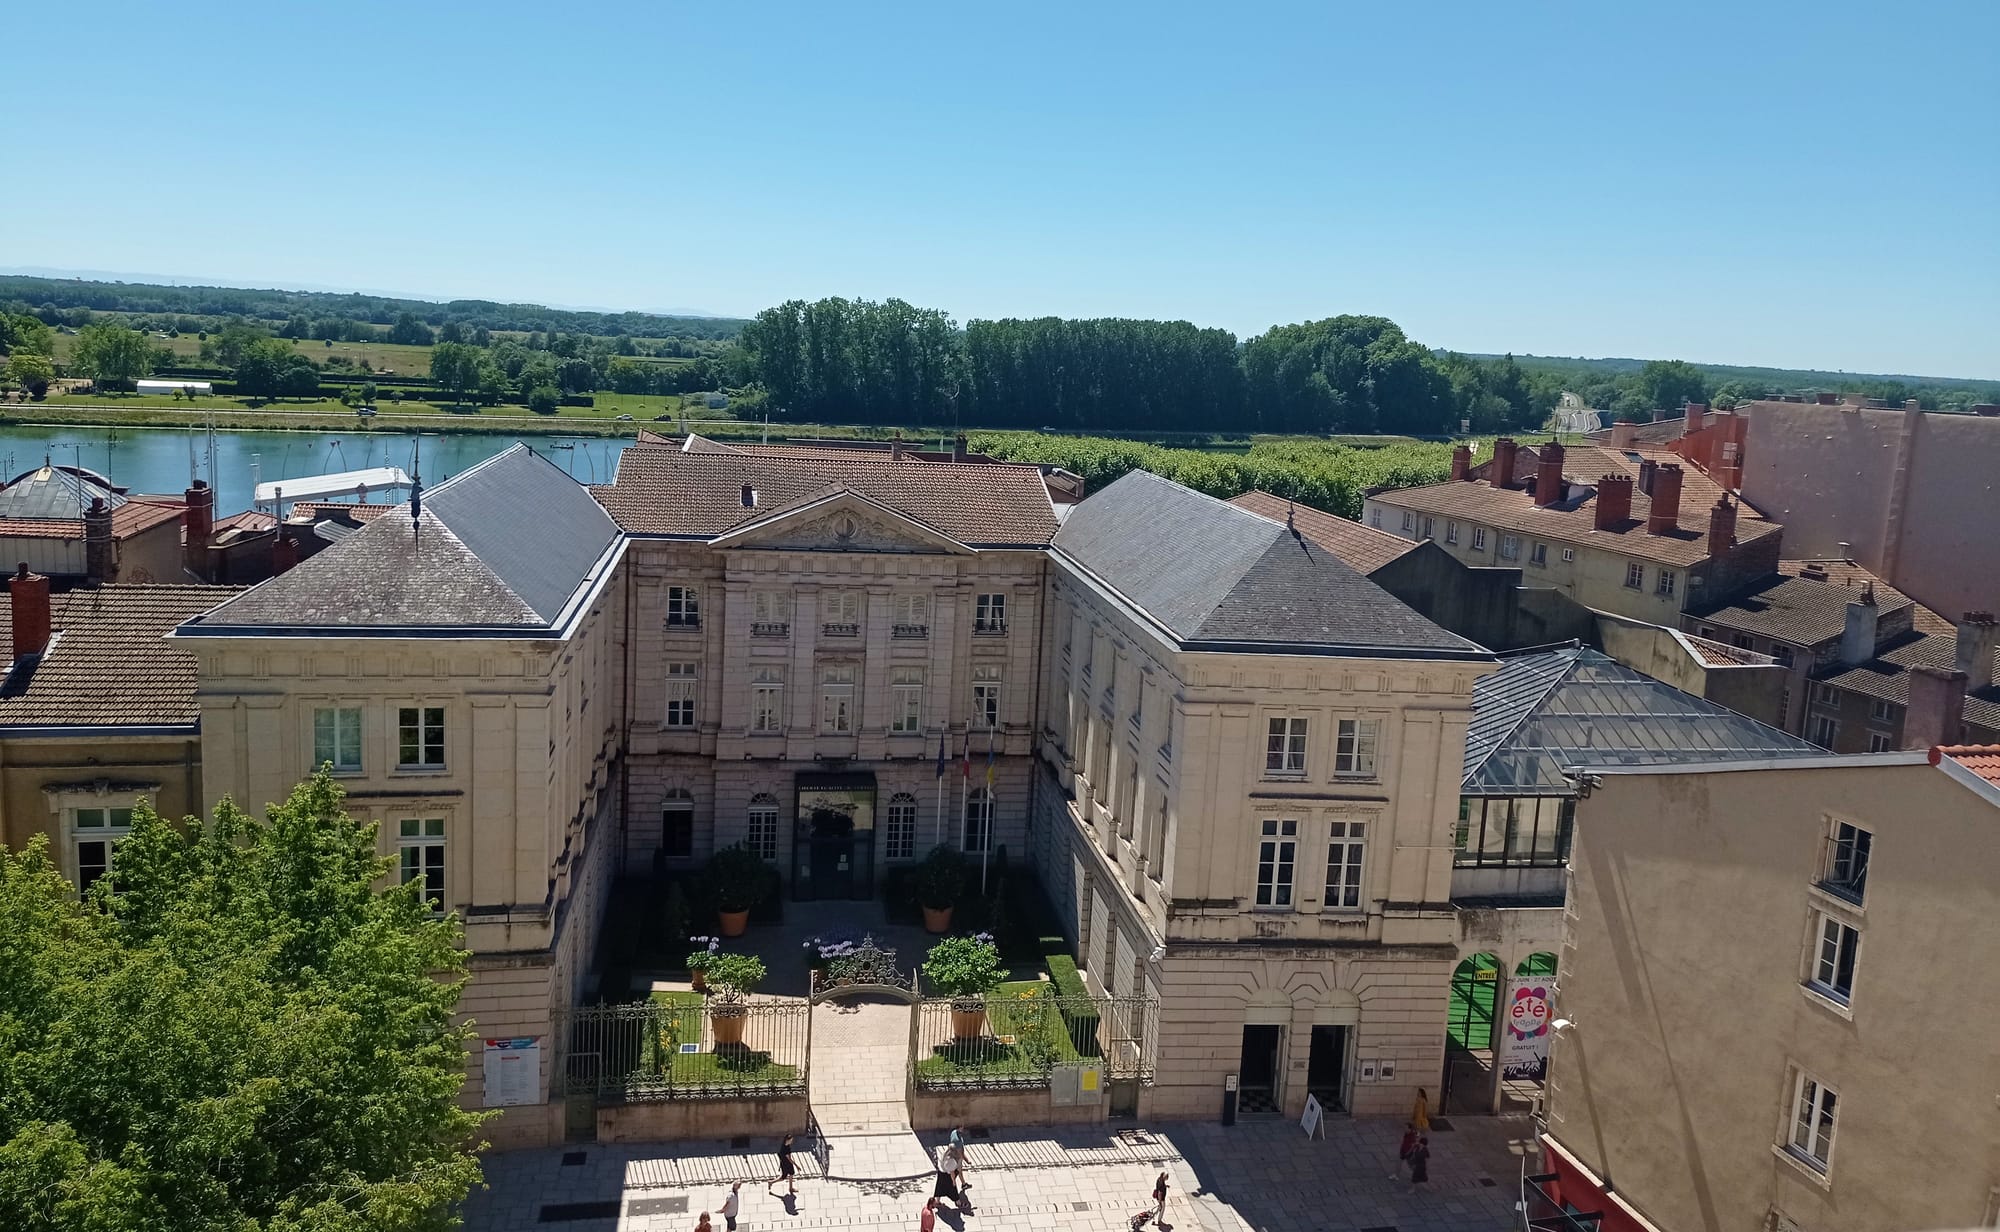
[757,509,943,553]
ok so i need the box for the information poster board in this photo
[1499,975,1555,1081]
[1300,1094,1324,1139]
[483,1036,541,1107]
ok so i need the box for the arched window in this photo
[747,793,779,860]
[963,788,994,854]
[662,788,694,860]
[885,792,918,861]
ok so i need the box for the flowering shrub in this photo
[923,935,1004,999]
[685,935,721,972]
[705,953,767,1005]
[804,935,869,981]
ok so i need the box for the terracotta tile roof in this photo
[593,450,1060,547]
[1934,744,2000,785]
[213,510,278,533]
[0,584,243,728]
[1582,418,1686,445]
[0,499,183,542]
[1227,490,1420,574]
[290,501,394,523]
[1379,442,1780,569]
[1777,558,1954,635]
[1683,634,1772,666]
[1816,631,2000,733]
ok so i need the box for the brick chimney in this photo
[1490,438,1520,489]
[1840,585,1879,666]
[1955,612,1998,692]
[1450,444,1472,482]
[1685,403,1707,434]
[1533,442,1567,507]
[1707,494,1737,558]
[84,497,114,584]
[271,529,300,576]
[1609,421,1637,450]
[952,432,967,463]
[184,480,214,580]
[1637,458,1657,495]
[890,430,904,461]
[9,564,51,662]
[1594,475,1633,529]
[1903,667,1967,751]
[1646,464,1684,535]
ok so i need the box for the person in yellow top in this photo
[1411,1087,1431,1132]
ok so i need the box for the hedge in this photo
[1046,954,1102,1056]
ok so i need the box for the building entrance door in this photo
[792,773,876,901]
[1307,1025,1349,1112]
[810,835,855,898]
[1237,1025,1283,1114]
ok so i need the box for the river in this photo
[0,425,631,516]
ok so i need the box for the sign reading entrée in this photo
[483,1036,541,1108]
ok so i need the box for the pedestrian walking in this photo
[1409,1135,1431,1185]
[932,1142,962,1206]
[1396,1122,1420,1177]
[1152,1171,1170,1220]
[720,1181,741,1231]
[949,1141,972,1205]
[919,1196,939,1231]
[769,1133,797,1197]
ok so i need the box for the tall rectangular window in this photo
[72,806,134,892]
[1265,717,1308,775]
[1821,821,1871,902]
[894,592,929,636]
[822,589,861,635]
[397,706,445,769]
[1255,819,1297,907]
[751,589,789,635]
[891,667,924,734]
[1498,534,1521,561]
[750,667,785,733]
[972,665,1002,729]
[885,793,918,860]
[820,664,856,733]
[1786,1071,1839,1173]
[1324,820,1366,910]
[1656,569,1678,597]
[1444,520,1458,545]
[662,796,694,860]
[1529,542,1547,567]
[1808,713,1839,749]
[1420,516,1434,541]
[1401,510,1416,532]
[963,791,994,853]
[1471,527,1487,551]
[665,585,700,628]
[1335,719,1379,777]
[1809,912,1860,1003]
[664,662,697,728]
[1624,561,1645,590]
[313,706,363,772]
[974,593,1007,634]
[398,818,445,912]
[747,795,779,860]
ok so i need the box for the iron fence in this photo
[912,989,1158,1091]
[556,999,810,1100]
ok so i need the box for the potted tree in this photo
[705,952,766,1047]
[686,936,720,991]
[924,933,1004,1039]
[706,842,770,937]
[914,844,967,934]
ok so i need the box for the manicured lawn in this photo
[639,990,800,1085]
[915,982,1092,1081]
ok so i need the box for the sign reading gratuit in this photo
[483,1037,541,1107]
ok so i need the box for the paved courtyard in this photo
[461,1114,1538,1231]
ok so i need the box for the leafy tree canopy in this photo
[68,324,156,387]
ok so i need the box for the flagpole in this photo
[981,727,995,895]
[958,731,970,857]
[933,734,944,848]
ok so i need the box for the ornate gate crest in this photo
[807,935,918,1003]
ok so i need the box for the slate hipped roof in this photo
[1227,490,1421,574]
[1463,645,1823,794]
[183,444,620,633]
[1054,471,1486,657]
[0,585,245,729]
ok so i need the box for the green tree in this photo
[526,384,559,414]
[428,341,482,404]
[235,338,320,400]
[69,324,155,389]
[5,352,56,398]
[388,312,435,346]
[0,770,486,1231]
[0,313,56,357]
[1633,359,1708,417]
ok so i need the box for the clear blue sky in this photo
[7,1,1996,377]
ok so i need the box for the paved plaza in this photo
[461,1114,1537,1231]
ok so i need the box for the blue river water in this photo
[0,424,632,515]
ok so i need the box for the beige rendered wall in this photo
[0,734,205,878]
[115,518,187,584]
[1551,761,2000,1232]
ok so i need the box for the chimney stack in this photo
[1971,404,2000,417]
[1646,464,1684,534]
[9,564,51,662]
[1707,494,1738,558]
[1840,585,1880,666]
[184,480,214,580]
[1903,667,1968,751]
[1815,392,1838,405]
[1450,444,1472,482]
[84,497,114,584]
[271,530,300,576]
[1685,403,1707,433]
[1594,474,1633,529]
[1638,458,1658,495]
[952,432,968,463]
[1490,438,1520,489]
[1609,421,1637,450]
[1904,398,1921,412]
[1955,612,1998,692]
[890,430,904,461]
[1533,442,1567,507]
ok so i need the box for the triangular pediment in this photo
[709,488,973,554]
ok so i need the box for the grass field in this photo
[51,332,441,376]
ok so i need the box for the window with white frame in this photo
[1867,730,1892,752]
[398,818,445,912]
[1819,820,1870,903]
[313,706,363,772]
[1265,717,1308,775]
[1808,910,1860,1003]
[1808,713,1839,748]
[1530,542,1547,567]
[1562,547,1575,562]
[1773,645,1795,668]
[1498,534,1521,561]
[665,585,700,629]
[1420,516,1434,541]
[891,667,924,733]
[974,592,1007,634]
[1368,509,1382,528]
[1335,718,1380,776]
[751,667,785,733]
[822,589,862,633]
[1324,819,1367,910]
[894,592,929,635]
[396,706,445,769]
[819,664,856,733]
[1657,568,1677,597]
[1444,520,1458,544]
[71,805,134,891]
[747,794,780,860]
[1810,681,1839,708]
[1401,510,1416,532]
[751,589,789,634]
[1624,561,1645,590]
[972,665,1002,729]
[885,792,918,860]
[963,789,994,853]
[1868,699,1898,726]
[1785,1070,1839,1173]
[665,662,697,728]
[1255,819,1298,907]
[1471,527,1487,551]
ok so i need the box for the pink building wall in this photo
[1738,401,2000,619]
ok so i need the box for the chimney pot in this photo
[1594,474,1633,529]
[952,432,968,463]
[9,564,51,661]
[1904,398,1921,411]
[1646,464,1684,534]
[1490,438,1520,489]
[1686,403,1707,433]
[1638,458,1658,495]
[84,495,114,584]
[1450,444,1472,482]
[1707,494,1738,559]
[1533,442,1567,507]
[1955,612,1998,692]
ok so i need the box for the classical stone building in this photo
[1032,471,1496,1120]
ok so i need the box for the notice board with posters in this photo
[483,1036,541,1107]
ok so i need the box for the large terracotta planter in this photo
[711,1005,748,1046]
[922,905,954,934]
[951,1001,988,1040]
[690,970,708,992]
[718,908,750,937]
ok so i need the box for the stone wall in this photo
[596,1094,809,1143]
